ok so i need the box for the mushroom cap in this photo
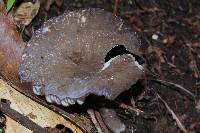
[19,8,144,106]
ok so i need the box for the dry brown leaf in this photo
[0,79,83,133]
[0,1,26,83]
[12,0,40,26]
[6,116,31,133]
[0,0,33,92]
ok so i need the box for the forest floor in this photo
[15,0,200,132]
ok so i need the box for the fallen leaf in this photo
[0,79,83,133]
[0,0,26,83]
[12,0,40,26]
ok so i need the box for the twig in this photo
[94,110,111,133]
[119,103,157,120]
[151,79,195,99]
[0,99,48,133]
[119,103,143,116]
[87,109,103,133]
[157,94,187,133]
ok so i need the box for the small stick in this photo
[151,79,195,99]
[0,99,47,133]
[87,109,103,133]
[157,94,187,133]
[94,110,111,133]
[119,103,143,116]
[119,103,157,120]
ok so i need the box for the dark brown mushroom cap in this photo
[19,8,145,106]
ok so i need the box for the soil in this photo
[17,0,200,132]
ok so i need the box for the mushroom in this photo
[19,8,145,106]
[18,8,145,132]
